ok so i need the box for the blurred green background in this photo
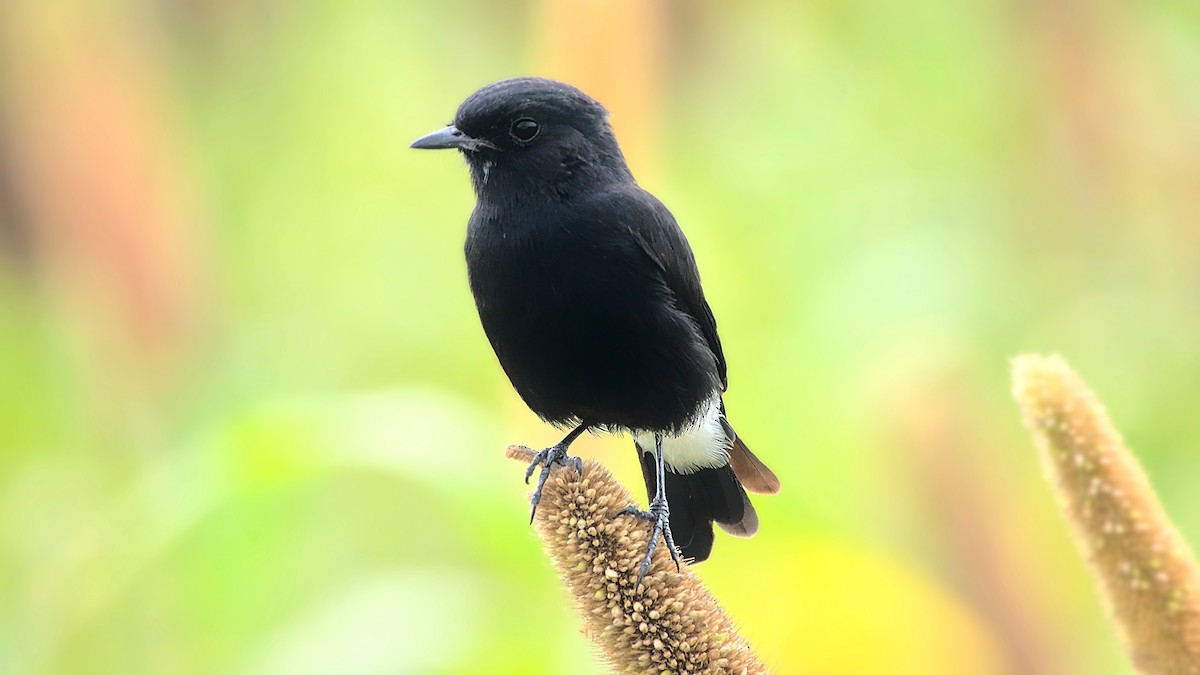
[2,0,1199,673]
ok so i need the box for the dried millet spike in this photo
[1012,354,1200,675]
[506,445,769,674]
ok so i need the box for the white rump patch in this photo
[633,395,730,474]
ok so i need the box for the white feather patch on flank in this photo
[633,395,730,474]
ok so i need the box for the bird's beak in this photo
[410,125,494,151]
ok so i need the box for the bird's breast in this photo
[463,205,719,431]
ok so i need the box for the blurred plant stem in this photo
[0,0,204,357]
[1013,354,1200,674]
[506,445,768,675]
[886,358,1073,674]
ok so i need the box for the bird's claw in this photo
[617,497,681,585]
[524,444,582,523]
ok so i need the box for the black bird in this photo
[412,77,779,580]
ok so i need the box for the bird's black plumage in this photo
[468,183,721,433]
[412,77,778,569]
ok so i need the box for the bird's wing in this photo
[600,185,728,391]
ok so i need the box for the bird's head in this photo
[411,77,632,200]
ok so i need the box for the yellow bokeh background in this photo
[2,0,1199,673]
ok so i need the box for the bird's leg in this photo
[524,422,589,523]
[617,433,682,584]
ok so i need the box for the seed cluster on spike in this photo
[506,446,768,674]
[1013,355,1200,675]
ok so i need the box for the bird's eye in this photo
[510,118,540,143]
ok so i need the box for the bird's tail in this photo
[635,421,777,563]
[724,426,781,496]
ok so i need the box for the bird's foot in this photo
[524,443,583,523]
[617,496,682,585]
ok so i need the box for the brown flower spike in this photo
[1013,354,1200,674]
[506,445,768,674]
